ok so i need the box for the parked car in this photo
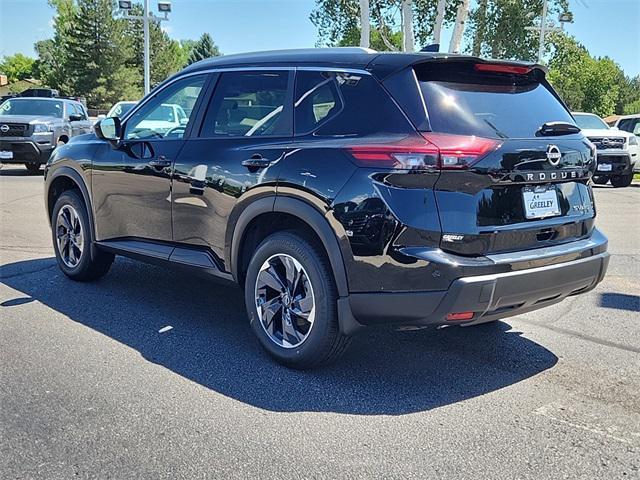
[0,97,93,172]
[106,100,137,119]
[572,112,638,186]
[44,48,609,368]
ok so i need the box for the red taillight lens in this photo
[446,312,474,321]
[347,134,500,170]
[474,63,532,75]
[424,133,501,170]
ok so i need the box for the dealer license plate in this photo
[0,151,13,160]
[597,163,612,172]
[522,185,561,220]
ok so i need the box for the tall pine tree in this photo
[66,0,140,108]
[187,33,220,65]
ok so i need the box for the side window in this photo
[125,75,206,140]
[200,71,291,137]
[294,71,411,137]
[73,103,87,120]
[294,71,343,134]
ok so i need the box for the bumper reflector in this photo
[446,312,474,321]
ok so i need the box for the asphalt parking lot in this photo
[1,165,638,479]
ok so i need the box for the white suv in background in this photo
[573,112,638,187]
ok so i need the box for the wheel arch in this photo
[229,196,350,298]
[46,166,98,259]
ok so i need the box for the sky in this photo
[0,0,638,76]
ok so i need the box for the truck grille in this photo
[0,123,29,137]
[588,136,625,150]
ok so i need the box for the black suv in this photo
[45,48,609,368]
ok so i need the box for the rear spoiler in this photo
[367,53,546,81]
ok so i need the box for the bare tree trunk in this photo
[401,0,415,52]
[448,0,470,54]
[472,0,487,56]
[359,0,370,48]
[433,0,447,45]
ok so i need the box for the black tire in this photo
[610,173,633,188]
[244,232,350,369]
[51,190,114,281]
[592,176,609,185]
[25,163,41,173]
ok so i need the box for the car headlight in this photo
[33,124,53,133]
[629,136,638,146]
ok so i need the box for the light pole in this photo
[525,2,572,64]
[118,0,171,95]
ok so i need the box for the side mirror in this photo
[69,113,83,122]
[95,116,121,141]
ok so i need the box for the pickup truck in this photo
[0,96,93,172]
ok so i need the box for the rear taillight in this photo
[347,134,500,170]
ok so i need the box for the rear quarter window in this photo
[294,71,412,137]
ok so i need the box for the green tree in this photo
[310,0,460,50]
[33,0,76,92]
[187,33,221,65]
[0,54,36,82]
[547,33,624,117]
[65,0,140,108]
[466,0,570,61]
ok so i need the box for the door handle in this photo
[149,156,171,168]
[242,154,272,169]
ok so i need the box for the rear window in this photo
[416,64,574,139]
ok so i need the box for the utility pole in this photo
[525,1,571,64]
[118,1,172,95]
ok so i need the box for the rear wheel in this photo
[25,163,41,173]
[51,190,114,281]
[610,174,633,188]
[592,176,609,185]
[244,232,350,369]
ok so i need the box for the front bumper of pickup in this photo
[0,139,54,164]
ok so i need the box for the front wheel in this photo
[610,173,633,188]
[25,163,42,173]
[244,232,350,369]
[51,190,114,281]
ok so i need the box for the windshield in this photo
[146,105,176,122]
[573,114,609,130]
[0,99,64,118]
[107,102,136,118]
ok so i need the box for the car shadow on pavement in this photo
[599,292,640,312]
[1,257,558,415]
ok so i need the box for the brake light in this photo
[347,134,500,170]
[474,63,532,75]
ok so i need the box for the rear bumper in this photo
[345,230,609,329]
[0,140,53,164]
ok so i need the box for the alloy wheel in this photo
[254,253,316,348]
[55,205,84,268]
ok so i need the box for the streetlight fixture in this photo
[119,0,171,95]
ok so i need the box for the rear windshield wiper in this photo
[537,121,581,136]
